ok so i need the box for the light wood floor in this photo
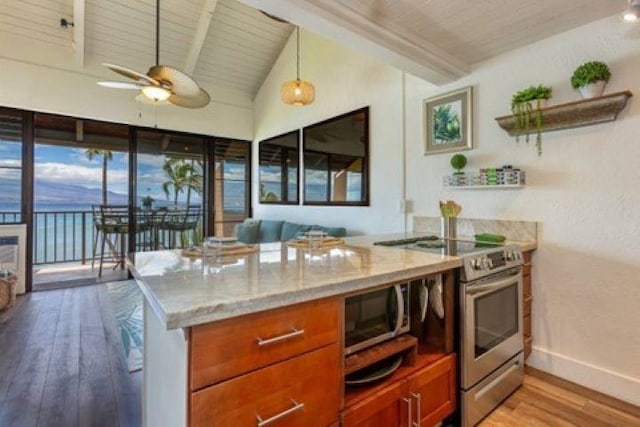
[2,285,638,427]
[480,370,640,427]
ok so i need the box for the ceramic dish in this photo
[345,354,403,386]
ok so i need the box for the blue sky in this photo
[0,139,256,208]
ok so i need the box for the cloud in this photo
[0,159,21,168]
[34,162,128,187]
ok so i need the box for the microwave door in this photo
[344,286,400,354]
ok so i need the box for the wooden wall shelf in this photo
[495,90,632,136]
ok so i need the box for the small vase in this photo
[578,81,606,99]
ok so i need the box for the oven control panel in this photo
[461,246,524,282]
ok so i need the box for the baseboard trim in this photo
[527,346,640,407]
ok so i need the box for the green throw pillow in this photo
[237,219,260,243]
[259,220,284,242]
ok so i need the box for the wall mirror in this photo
[258,130,300,204]
[303,107,369,205]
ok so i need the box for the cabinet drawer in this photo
[407,354,457,427]
[190,344,340,427]
[190,298,339,390]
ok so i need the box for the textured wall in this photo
[253,30,405,235]
[404,15,640,404]
[254,14,640,404]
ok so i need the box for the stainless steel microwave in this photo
[344,283,411,355]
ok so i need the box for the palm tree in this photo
[184,159,203,207]
[433,105,461,143]
[86,149,113,205]
[161,158,201,206]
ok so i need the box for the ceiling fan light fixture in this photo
[623,0,640,21]
[281,27,315,106]
[141,85,171,101]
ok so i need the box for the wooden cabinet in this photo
[190,298,339,390]
[191,344,340,427]
[188,299,340,426]
[523,251,533,360]
[342,381,407,427]
[342,354,456,427]
[407,355,456,427]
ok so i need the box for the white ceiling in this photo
[0,0,628,99]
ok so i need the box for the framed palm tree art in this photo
[423,86,473,155]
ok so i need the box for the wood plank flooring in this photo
[0,284,141,427]
[480,369,640,427]
[2,285,639,427]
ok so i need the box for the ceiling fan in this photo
[97,0,210,108]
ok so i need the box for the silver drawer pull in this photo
[402,397,412,427]
[412,392,421,427]
[256,328,305,347]
[256,399,304,426]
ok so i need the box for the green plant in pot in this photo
[511,84,552,156]
[571,61,611,99]
[450,154,467,174]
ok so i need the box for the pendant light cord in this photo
[296,26,300,80]
[155,0,160,66]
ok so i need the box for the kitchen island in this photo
[129,234,534,426]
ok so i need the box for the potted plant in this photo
[571,61,611,99]
[450,153,467,174]
[511,84,552,155]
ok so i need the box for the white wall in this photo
[253,30,405,235]
[404,15,640,404]
[0,32,253,139]
[254,16,640,404]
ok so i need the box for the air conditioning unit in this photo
[0,225,26,295]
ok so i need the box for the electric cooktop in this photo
[373,235,502,256]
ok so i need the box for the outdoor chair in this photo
[156,205,202,249]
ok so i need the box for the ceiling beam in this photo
[235,0,469,85]
[184,0,219,75]
[73,0,85,69]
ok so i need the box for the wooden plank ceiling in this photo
[0,0,626,93]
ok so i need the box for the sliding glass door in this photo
[135,130,205,250]
[0,109,24,224]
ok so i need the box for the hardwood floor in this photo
[0,284,141,427]
[2,285,639,427]
[480,369,640,427]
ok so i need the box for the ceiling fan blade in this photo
[98,81,143,90]
[148,65,201,97]
[169,89,211,109]
[103,62,159,85]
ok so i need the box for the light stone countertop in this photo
[128,237,462,330]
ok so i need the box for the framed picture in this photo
[423,86,473,155]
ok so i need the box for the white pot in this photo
[578,80,606,99]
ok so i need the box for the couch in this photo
[236,219,347,243]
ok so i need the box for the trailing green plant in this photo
[571,61,611,89]
[510,84,552,155]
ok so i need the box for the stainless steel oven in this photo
[461,267,523,388]
[460,262,524,427]
[344,283,410,355]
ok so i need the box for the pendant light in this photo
[281,27,315,106]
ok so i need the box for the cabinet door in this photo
[406,354,456,427]
[191,344,339,427]
[342,381,408,427]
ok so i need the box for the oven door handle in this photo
[392,284,404,336]
[466,274,521,295]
